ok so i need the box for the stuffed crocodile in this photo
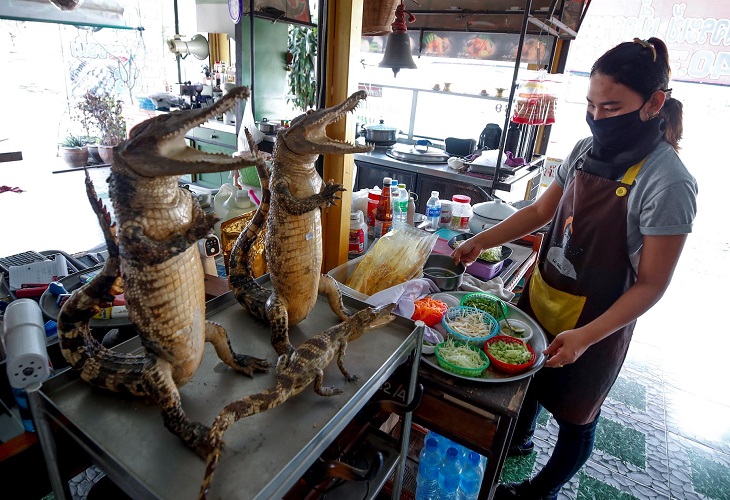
[228,90,374,356]
[198,302,397,499]
[58,87,270,458]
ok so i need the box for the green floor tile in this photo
[595,418,646,469]
[499,452,538,483]
[608,376,647,412]
[577,472,640,500]
[688,449,730,499]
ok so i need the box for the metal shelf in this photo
[32,290,423,499]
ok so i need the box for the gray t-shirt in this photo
[555,137,698,272]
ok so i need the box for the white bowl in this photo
[497,319,533,342]
[421,328,444,355]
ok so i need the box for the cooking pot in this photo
[468,198,519,233]
[258,118,278,134]
[362,119,398,145]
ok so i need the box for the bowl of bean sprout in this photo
[441,306,499,347]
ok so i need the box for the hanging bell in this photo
[378,2,417,77]
[379,32,417,77]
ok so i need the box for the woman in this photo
[454,38,697,499]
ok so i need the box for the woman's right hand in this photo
[452,237,483,266]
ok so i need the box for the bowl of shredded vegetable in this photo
[435,338,490,377]
[448,234,513,264]
[441,306,499,347]
[483,335,536,374]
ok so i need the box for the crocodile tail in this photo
[228,128,272,320]
[199,386,288,498]
[58,171,147,396]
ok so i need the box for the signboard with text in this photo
[568,0,730,86]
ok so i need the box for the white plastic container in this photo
[214,185,255,237]
[449,195,473,231]
[439,199,453,228]
[349,211,368,258]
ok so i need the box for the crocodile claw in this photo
[320,180,345,208]
[232,354,272,377]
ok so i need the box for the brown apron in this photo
[517,160,645,425]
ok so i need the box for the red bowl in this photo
[483,335,536,374]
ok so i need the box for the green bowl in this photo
[460,292,508,320]
[434,340,490,377]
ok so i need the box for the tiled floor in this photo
[499,319,730,499]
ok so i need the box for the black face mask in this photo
[586,108,648,153]
[583,109,664,179]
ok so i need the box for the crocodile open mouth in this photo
[119,86,262,177]
[281,90,375,155]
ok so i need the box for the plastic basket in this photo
[238,166,261,187]
[441,306,499,347]
[435,340,490,377]
[460,292,508,321]
[483,335,536,374]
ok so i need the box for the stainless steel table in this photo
[32,290,422,499]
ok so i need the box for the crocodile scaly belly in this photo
[267,213,322,325]
[122,245,206,385]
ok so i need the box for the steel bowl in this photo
[423,253,465,291]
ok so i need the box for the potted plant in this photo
[59,134,89,168]
[77,92,127,164]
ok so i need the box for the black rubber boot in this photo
[494,480,558,500]
[507,440,535,457]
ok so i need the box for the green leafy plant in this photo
[287,25,318,112]
[76,92,127,146]
[60,134,88,148]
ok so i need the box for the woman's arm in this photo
[543,233,688,367]
[453,181,564,266]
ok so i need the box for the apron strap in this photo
[620,157,647,185]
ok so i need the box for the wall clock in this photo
[228,0,242,24]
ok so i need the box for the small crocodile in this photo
[229,90,374,356]
[58,87,270,458]
[198,302,397,499]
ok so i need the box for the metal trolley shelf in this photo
[31,288,423,499]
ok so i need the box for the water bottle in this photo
[457,451,484,500]
[415,438,441,500]
[438,447,462,499]
[425,191,442,231]
[394,183,408,224]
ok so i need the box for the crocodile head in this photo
[116,86,259,177]
[347,303,397,342]
[278,90,375,157]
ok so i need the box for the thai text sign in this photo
[569,0,730,86]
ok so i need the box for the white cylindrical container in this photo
[449,195,473,231]
[439,199,453,227]
[349,211,368,257]
[3,299,51,389]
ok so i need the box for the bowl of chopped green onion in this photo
[483,335,536,374]
[460,292,508,321]
[435,338,490,377]
[441,306,499,347]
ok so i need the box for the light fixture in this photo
[167,34,209,60]
[378,1,417,77]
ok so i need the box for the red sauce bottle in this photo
[374,176,393,238]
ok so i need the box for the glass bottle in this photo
[374,176,393,238]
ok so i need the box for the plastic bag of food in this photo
[511,70,558,125]
[346,224,438,296]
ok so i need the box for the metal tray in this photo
[421,291,547,383]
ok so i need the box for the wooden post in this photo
[321,0,364,272]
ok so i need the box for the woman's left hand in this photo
[542,329,591,368]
